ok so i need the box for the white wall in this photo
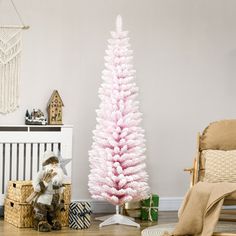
[1,0,236,201]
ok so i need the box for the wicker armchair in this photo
[185,120,236,235]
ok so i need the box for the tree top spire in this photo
[116,15,122,32]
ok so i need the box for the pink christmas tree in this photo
[88,15,150,210]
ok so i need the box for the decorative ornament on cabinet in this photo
[47,90,64,125]
[25,109,47,125]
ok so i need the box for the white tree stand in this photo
[97,205,140,228]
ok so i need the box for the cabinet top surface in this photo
[0,125,73,127]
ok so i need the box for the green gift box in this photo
[141,194,159,221]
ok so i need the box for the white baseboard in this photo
[72,197,184,213]
[159,197,183,211]
[72,199,116,214]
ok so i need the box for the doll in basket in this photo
[28,150,65,232]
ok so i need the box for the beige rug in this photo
[142,222,236,236]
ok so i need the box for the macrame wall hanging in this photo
[0,0,29,113]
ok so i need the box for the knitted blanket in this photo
[163,182,236,236]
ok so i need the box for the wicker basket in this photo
[4,198,33,227]
[7,180,71,204]
[4,197,69,228]
[57,204,69,227]
[63,184,71,204]
[7,180,33,203]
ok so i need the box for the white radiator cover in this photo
[0,125,73,206]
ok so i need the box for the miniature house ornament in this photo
[25,109,47,125]
[47,90,64,125]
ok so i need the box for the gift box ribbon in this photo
[71,207,92,228]
[142,194,158,221]
[141,206,158,222]
[71,203,92,220]
[78,210,92,217]
[71,209,92,216]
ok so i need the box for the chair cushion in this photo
[200,120,236,150]
[202,150,236,183]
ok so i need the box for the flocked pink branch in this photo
[88,15,150,206]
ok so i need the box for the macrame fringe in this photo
[0,28,22,113]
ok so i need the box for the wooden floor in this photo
[0,211,178,236]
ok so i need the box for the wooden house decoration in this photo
[47,90,64,125]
